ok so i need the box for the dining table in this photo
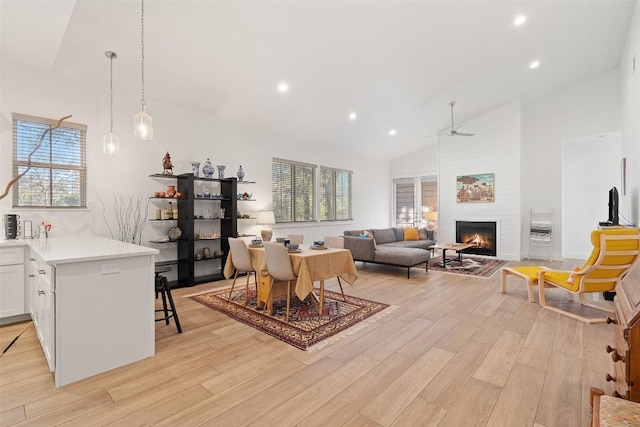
[224,244,358,314]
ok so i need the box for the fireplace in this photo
[455,221,497,256]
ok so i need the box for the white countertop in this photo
[0,236,158,264]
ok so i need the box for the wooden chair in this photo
[286,234,304,244]
[227,238,257,304]
[590,387,640,426]
[538,228,640,323]
[263,242,297,322]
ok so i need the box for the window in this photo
[319,166,352,221]
[12,113,87,208]
[272,158,352,222]
[272,158,316,222]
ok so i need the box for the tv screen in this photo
[608,187,619,226]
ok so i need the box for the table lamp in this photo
[426,211,438,231]
[256,211,276,242]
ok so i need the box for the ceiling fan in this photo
[446,101,474,137]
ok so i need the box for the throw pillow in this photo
[404,227,419,241]
[418,227,428,240]
[363,230,377,248]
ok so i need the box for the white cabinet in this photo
[0,246,25,319]
[31,254,55,371]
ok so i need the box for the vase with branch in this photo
[99,193,149,245]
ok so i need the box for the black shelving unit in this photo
[148,173,256,287]
[174,173,238,286]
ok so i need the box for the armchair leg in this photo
[539,279,611,324]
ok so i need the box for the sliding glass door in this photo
[394,176,438,228]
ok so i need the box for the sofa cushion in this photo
[374,246,430,267]
[418,227,428,240]
[403,227,419,241]
[371,228,398,245]
[393,227,405,241]
[385,240,435,250]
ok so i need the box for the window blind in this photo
[319,166,352,221]
[272,158,316,222]
[12,113,87,208]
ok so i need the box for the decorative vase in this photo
[202,158,214,178]
[237,165,245,181]
[217,165,226,179]
[191,162,200,177]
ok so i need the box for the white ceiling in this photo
[1,0,635,159]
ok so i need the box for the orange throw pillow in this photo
[403,227,419,241]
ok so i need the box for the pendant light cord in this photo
[109,54,114,133]
[140,0,145,108]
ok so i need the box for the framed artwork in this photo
[456,173,494,203]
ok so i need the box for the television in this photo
[608,186,619,226]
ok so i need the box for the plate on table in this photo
[310,245,327,250]
[288,248,303,253]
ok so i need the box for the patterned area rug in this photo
[420,255,510,278]
[189,287,391,351]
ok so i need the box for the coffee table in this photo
[429,243,475,268]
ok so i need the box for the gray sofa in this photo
[343,228,435,278]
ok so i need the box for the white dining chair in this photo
[287,234,304,245]
[324,236,346,301]
[227,238,257,304]
[263,242,297,322]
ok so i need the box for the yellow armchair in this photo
[538,227,640,323]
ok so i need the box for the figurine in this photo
[237,165,245,181]
[162,152,173,175]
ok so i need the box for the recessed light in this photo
[277,82,289,93]
[389,129,396,136]
[529,60,540,69]
[514,15,527,26]
[349,112,357,121]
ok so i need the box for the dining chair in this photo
[227,237,257,304]
[287,234,304,244]
[263,242,297,322]
[324,235,346,301]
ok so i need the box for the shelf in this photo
[149,239,178,244]
[155,260,178,267]
[237,180,256,184]
[149,174,177,179]
[236,199,257,202]
[195,237,222,241]
[149,197,183,200]
[148,219,177,222]
[194,197,230,201]
[238,217,256,220]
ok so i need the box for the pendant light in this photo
[134,0,153,140]
[103,51,119,155]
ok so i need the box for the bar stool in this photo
[155,266,182,333]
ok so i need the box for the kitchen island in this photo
[1,236,158,387]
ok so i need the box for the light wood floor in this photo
[0,258,615,426]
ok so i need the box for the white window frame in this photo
[12,113,87,208]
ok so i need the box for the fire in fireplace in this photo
[455,221,497,256]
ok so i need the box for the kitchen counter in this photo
[1,236,157,264]
[2,236,159,387]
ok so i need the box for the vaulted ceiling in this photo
[1,0,635,158]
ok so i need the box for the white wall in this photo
[437,101,522,260]
[0,63,390,249]
[562,133,621,259]
[620,2,640,226]
[522,70,621,259]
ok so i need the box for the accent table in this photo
[428,243,475,268]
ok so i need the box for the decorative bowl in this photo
[275,237,285,243]
[286,244,299,251]
[167,226,182,241]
